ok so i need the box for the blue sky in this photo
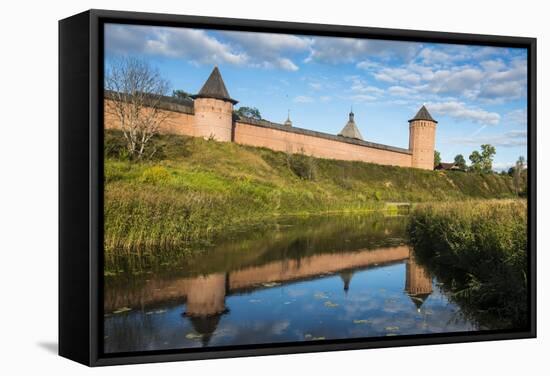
[105,24,528,170]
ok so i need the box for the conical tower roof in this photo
[339,270,354,294]
[338,110,363,140]
[408,105,437,123]
[188,314,223,347]
[408,293,431,310]
[192,66,238,104]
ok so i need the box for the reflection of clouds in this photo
[271,321,291,335]
[285,288,308,298]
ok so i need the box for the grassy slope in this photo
[408,200,527,328]
[104,130,516,252]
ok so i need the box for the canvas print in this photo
[102,23,529,354]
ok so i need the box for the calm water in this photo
[104,214,478,353]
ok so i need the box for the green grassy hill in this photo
[104,130,516,253]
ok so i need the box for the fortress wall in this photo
[103,99,413,168]
[104,99,195,137]
[235,121,413,167]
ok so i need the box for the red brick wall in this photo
[234,122,412,167]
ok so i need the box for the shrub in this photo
[408,200,528,328]
[140,166,171,184]
[287,151,317,180]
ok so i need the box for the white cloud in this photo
[293,95,314,103]
[320,95,332,102]
[105,24,308,71]
[373,67,422,84]
[480,59,507,72]
[350,94,377,102]
[306,37,420,64]
[448,130,527,148]
[362,47,526,103]
[140,26,247,65]
[346,76,385,100]
[418,48,454,65]
[388,85,416,97]
[427,101,501,125]
[309,82,323,90]
[504,109,527,127]
[223,31,311,51]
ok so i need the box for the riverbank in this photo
[104,130,517,256]
[407,200,528,329]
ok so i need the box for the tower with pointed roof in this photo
[284,110,292,127]
[191,66,238,142]
[408,105,438,170]
[338,108,363,140]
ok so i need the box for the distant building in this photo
[105,66,439,170]
[435,162,462,171]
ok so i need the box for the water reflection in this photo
[104,214,477,353]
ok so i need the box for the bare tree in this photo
[105,57,170,160]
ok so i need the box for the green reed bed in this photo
[408,200,528,329]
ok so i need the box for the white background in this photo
[0,0,547,374]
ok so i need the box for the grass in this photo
[104,130,518,257]
[407,200,528,329]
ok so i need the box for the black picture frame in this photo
[59,9,537,367]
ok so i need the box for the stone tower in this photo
[408,105,437,170]
[191,66,238,142]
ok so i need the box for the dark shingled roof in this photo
[408,105,437,123]
[435,162,463,171]
[191,66,238,104]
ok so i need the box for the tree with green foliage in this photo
[480,144,496,173]
[454,154,467,170]
[469,144,496,173]
[434,150,441,168]
[469,151,483,172]
[235,106,262,120]
[172,89,191,100]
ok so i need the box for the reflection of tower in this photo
[184,273,228,316]
[339,270,354,295]
[405,256,433,310]
[184,273,228,346]
[188,315,223,347]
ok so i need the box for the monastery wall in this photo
[234,120,412,167]
[103,99,414,169]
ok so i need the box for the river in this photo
[103,213,478,353]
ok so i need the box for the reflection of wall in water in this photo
[405,256,433,309]
[105,246,438,346]
[105,245,413,312]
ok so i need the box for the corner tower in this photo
[191,66,238,142]
[408,105,437,170]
